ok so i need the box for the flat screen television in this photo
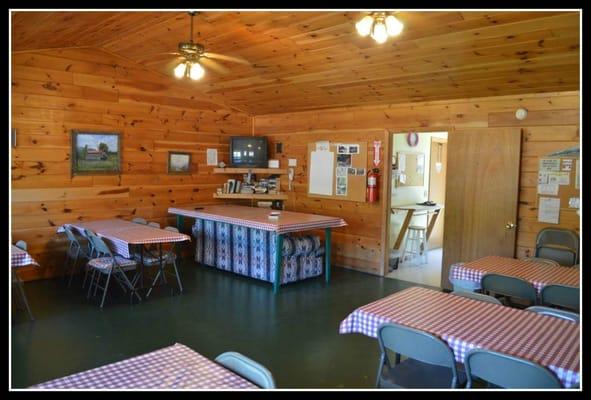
[229,136,268,168]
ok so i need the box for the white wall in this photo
[389,131,448,247]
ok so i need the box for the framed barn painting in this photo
[71,131,121,175]
[168,152,192,174]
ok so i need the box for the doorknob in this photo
[505,222,516,229]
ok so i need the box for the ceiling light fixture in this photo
[174,11,206,80]
[356,12,404,44]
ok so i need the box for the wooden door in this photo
[428,138,447,249]
[441,128,522,289]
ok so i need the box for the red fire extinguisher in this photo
[367,168,380,203]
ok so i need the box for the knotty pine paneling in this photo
[11,48,251,281]
[253,91,580,276]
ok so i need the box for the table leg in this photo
[176,215,185,233]
[325,228,331,284]
[273,234,283,294]
[393,209,414,250]
[425,209,441,241]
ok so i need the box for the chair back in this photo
[481,274,537,306]
[132,217,147,225]
[520,257,560,267]
[525,306,579,323]
[165,226,179,233]
[377,323,459,386]
[540,284,579,312]
[148,221,161,228]
[15,240,28,251]
[84,229,113,257]
[215,352,276,389]
[464,348,562,388]
[451,290,503,305]
[535,228,579,266]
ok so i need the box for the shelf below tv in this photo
[213,167,288,175]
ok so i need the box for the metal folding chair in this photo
[84,229,142,308]
[12,267,34,321]
[525,306,579,323]
[451,290,503,305]
[535,228,579,266]
[215,352,276,389]
[132,217,147,225]
[481,273,537,308]
[540,284,579,312]
[63,225,92,287]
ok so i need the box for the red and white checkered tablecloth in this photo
[31,343,259,389]
[339,286,580,388]
[11,245,39,268]
[59,219,191,258]
[449,256,580,293]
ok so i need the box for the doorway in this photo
[386,131,448,288]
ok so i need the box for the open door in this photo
[441,128,522,289]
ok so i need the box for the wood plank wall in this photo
[253,91,580,276]
[10,48,251,281]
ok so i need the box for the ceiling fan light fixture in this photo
[355,15,374,36]
[385,15,404,36]
[189,61,205,80]
[173,62,187,78]
[371,21,388,44]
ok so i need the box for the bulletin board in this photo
[307,141,368,202]
[536,157,579,224]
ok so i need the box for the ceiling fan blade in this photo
[143,56,184,67]
[203,52,250,65]
[199,57,230,74]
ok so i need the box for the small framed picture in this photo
[337,144,348,154]
[168,151,192,174]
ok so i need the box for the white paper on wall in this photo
[548,172,570,186]
[398,154,406,172]
[561,159,573,171]
[539,158,561,172]
[309,150,334,195]
[537,183,559,196]
[206,148,218,166]
[538,172,549,184]
[538,197,560,224]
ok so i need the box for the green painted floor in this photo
[11,261,436,389]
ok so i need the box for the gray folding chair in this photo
[451,290,503,305]
[376,322,465,388]
[63,225,92,287]
[464,348,562,388]
[481,274,537,308]
[143,226,183,297]
[132,217,147,225]
[15,240,27,251]
[85,229,142,308]
[147,221,161,228]
[215,352,276,389]
[540,284,579,312]
[525,306,579,323]
[535,228,579,266]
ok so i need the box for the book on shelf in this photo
[227,179,236,194]
[235,180,242,193]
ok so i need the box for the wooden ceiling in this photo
[12,11,580,115]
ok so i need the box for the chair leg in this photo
[67,251,80,287]
[172,261,183,293]
[99,270,113,308]
[87,268,97,299]
[82,263,90,289]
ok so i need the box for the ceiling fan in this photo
[142,11,250,80]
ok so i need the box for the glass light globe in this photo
[385,15,403,36]
[189,62,205,80]
[355,15,374,37]
[371,21,388,44]
[173,62,187,78]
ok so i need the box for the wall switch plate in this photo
[288,158,297,167]
[276,143,283,153]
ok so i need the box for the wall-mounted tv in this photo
[229,136,268,168]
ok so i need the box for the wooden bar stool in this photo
[401,225,428,265]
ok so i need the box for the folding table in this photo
[31,343,259,389]
[59,219,191,298]
[339,286,580,388]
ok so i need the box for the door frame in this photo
[381,126,453,277]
